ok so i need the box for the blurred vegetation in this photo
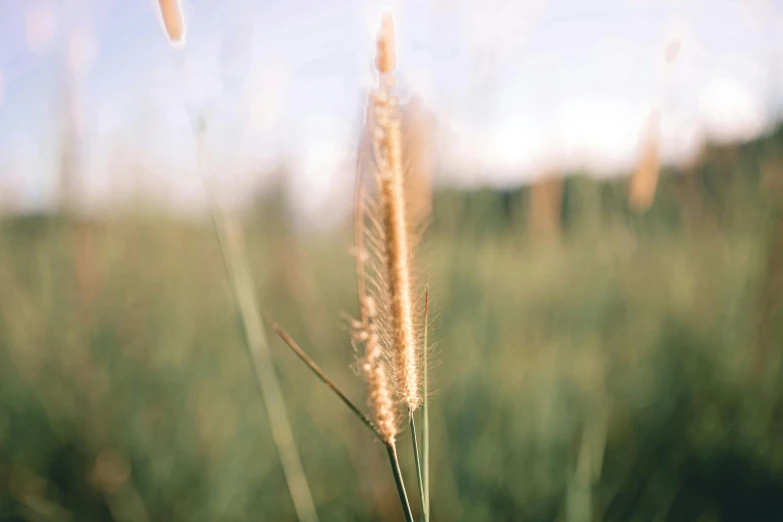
[3,124,783,521]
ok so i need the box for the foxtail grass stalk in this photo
[373,13,421,412]
[197,126,319,522]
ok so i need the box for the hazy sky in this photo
[0,0,782,220]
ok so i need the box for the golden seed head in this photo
[364,334,397,442]
[353,302,397,442]
[158,0,185,45]
[629,109,661,212]
[376,12,396,75]
[371,12,421,412]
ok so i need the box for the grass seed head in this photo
[158,0,186,46]
[372,12,421,412]
[629,109,661,212]
[376,12,396,75]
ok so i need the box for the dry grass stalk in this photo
[354,95,434,442]
[368,12,422,413]
[628,109,661,212]
[260,12,422,521]
[529,174,564,237]
[157,0,185,45]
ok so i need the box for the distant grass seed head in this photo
[157,0,186,46]
[629,109,661,212]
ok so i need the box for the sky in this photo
[0,0,782,222]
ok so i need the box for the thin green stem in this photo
[410,414,426,518]
[198,124,319,522]
[264,313,384,442]
[386,442,415,522]
[422,289,430,521]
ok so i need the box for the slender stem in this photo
[198,124,319,522]
[422,290,430,521]
[386,442,415,522]
[410,414,426,518]
[264,313,385,442]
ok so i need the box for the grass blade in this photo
[422,290,430,521]
[410,415,426,518]
[264,313,384,442]
[198,125,319,522]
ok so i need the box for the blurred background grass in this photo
[2,122,783,521]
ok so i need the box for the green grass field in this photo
[2,127,783,521]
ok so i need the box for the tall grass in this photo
[2,3,783,521]
[1,160,783,519]
[202,174,320,522]
[264,12,431,521]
